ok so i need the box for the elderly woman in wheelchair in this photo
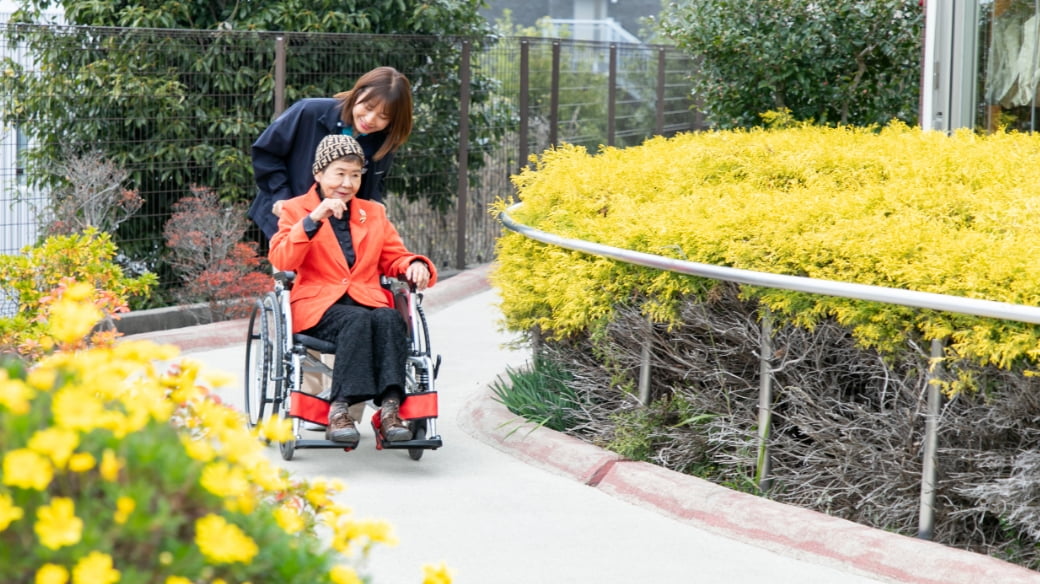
[267,134,436,448]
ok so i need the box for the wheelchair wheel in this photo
[408,420,427,461]
[244,293,281,428]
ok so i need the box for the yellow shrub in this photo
[492,124,1040,372]
[0,288,452,584]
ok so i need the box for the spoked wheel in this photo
[244,294,281,428]
[408,420,427,461]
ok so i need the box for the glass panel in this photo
[978,0,1040,132]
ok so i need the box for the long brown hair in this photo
[334,66,413,161]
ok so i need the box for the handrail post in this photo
[638,319,651,405]
[756,307,774,493]
[918,338,945,540]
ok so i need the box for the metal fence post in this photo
[519,39,530,172]
[274,36,286,118]
[455,40,471,270]
[655,48,666,135]
[607,44,617,147]
[756,307,774,493]
[549,41,560,148]
[918,338,945,540]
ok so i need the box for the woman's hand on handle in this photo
[406,261,431,291]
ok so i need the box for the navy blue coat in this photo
[249,97,395,240]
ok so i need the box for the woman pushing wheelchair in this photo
[268,134,436,447]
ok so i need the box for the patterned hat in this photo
[312,134,366,175]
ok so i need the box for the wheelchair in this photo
[243,271,442,461]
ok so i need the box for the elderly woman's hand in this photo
[406,260,431,291]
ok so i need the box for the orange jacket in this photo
[268,186,438,333]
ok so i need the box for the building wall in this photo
[481,0,661,40]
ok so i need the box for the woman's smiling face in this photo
[352,91,392,135]
[315,157,364,202]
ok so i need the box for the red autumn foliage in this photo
[164,186,269,321]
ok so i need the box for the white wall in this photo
[0,1,62,255]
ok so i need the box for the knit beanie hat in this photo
[312,134,365,175]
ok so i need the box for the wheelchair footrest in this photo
[378,437,443,450]
[291,439,357,450]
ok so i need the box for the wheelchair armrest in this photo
[380,275,415,295]
[274,271,296,286]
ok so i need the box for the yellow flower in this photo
[422,562,453,584]
[52,388,105,433]
[257,416,293,443]
[67,452,96,472]
[3,449,54,491]
[35,563,69,584]
[63,282,94,302]
[273,505,305,534]
[35,497,83,550]
[305,478,338,508]
[200,461,250,498]
[71,550,119,584]
[331,517,397,553]
[113,496,135,525]
[194,514,259,564]
[100,449,121,482]
[329,565,363,584]
[29,427,80,469]
[26,367,56,391]
[180,435,216,462]
[0,492,25,531]
[113,339,179,363]
[246,461,290,493]
[200,369,235,388]
[0,375,34,414]
[47,298,103,345]
[164,577,191,584]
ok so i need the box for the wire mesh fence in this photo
[0,23,702,311]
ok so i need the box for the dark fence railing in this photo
[0,24,702,310]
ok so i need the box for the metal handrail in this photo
[500,202,1040,324]
[499,200,1040,540]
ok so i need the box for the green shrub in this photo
[490,357,581,432]
[656,0,923,128]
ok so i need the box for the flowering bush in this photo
[0,229,156,361]
[0,284,452,584]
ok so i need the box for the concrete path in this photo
[129,265,1040,584]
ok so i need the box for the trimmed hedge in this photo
[492,123,1040,390]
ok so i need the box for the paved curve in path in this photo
[129,264,1040,584]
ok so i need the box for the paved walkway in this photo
[129,264,1040,584]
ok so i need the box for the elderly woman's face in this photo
[315,158,363,202]
[352,91,392,135]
